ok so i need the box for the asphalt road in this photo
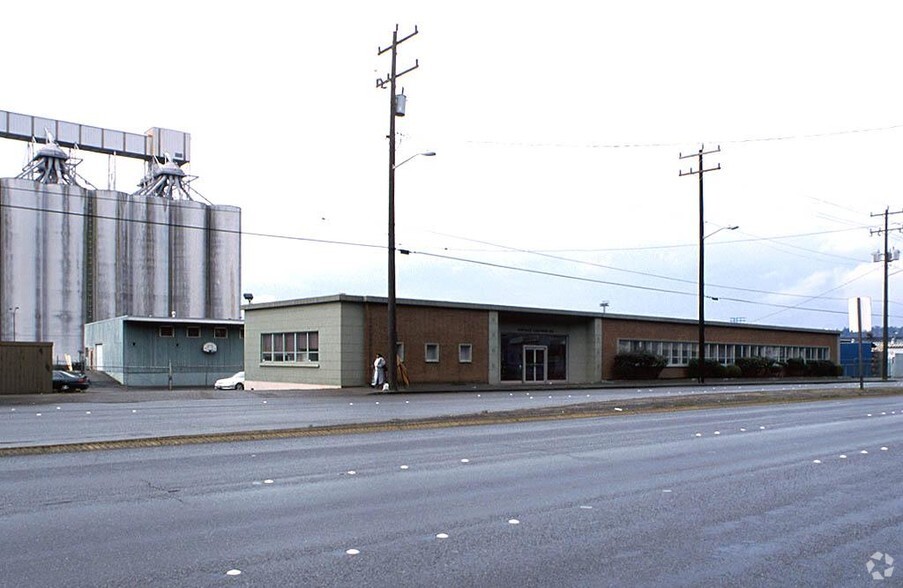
[1,396,900,587]
[1,381,897,449]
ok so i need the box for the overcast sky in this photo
[3,1,903,331]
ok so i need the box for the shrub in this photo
[724,364,742,379]
[687,358,727,379]
[809,359,840,377]
[735,357,773,378]
[784,357,807,377]
[613,352,667,380]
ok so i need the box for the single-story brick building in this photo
[243,295,840,388]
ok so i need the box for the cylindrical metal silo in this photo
[0,179,40,344]
[38,182,86,364]
[128,194,170,318]
[170,199,208,319]
[88,189,129,323]
[208,204,241,320]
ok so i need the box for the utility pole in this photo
[377,25,419,391]
[870,207,903,380]
[679,145,721,384]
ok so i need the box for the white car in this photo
[214,371,245,390]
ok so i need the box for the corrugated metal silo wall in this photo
[208,205,241,319]
[170,200,209,319]
[0,179,86,362]
[128,194,170,317]
[41,182,86,363]
[88,189,130,323]
[0,179,38,342]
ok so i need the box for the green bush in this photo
[735,357,773,378]
[784,357,807,377]
[724,364,742,378]
[613,352,667,380]
[687,358,727,379]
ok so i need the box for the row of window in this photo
[256,332,475,365]
[159,326,239,339]
[618,339,830,366]
[409,343,473,364]
[261,332,320,363]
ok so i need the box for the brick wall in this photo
[364,303,489,385]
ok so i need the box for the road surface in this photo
[1,396,900,586]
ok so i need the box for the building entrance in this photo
[501,333,567,382]
[523,345,547,382]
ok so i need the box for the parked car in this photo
[52,370,90,392]
[214,371,245,390]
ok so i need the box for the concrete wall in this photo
[497,313,597,383]
[0,342,52,394]
[245,301,350,387]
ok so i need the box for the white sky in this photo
[3,0,903,330]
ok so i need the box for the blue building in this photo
[84,316,244,387]
[839,339,874,378]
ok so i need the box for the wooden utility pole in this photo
[870,207,903,380]
[679,145,721,384]
[377,25,419,391]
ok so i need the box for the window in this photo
[186,326,201,338]
[617,339,830,366]
[260,331,319,364]
[425,343,440,363]
[214,327,228,339]
[159,325,174,338]
[459,344,473,363]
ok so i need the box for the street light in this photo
[395,151,436,169]
[704,224,739,240]
[697,224,737,383]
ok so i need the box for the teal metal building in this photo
[84,316,244,387]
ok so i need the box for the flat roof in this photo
[245,294,840,336]
[87,316,244,327]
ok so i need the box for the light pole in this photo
[599,301,609,315]
[378,25,420,392]
[679,146,722,384]
[386,150,435,390]
[8,306,19,342]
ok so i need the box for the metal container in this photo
[127,194,170,317]
[0,179,40,344]
[87,189,129,323]
[0,179,87,362]
[208,205,242,319]
[169,200,208,318]
[39,183,87,362]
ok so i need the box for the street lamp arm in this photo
[703,225,739,240]
[394,151,436,169]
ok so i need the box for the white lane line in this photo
[508,519,520,525]
[345,549,360,555]
[436,533,449,539]
[226,569,242,576]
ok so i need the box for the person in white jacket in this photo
[371,354,386,388]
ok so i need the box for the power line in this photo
[462,121,903,151]
[4,186,899,320]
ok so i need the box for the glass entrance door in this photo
[523,346,548,382]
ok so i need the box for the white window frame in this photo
[458,343,473,364]
[425,343,440,363]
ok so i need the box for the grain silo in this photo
[0,110,241,365]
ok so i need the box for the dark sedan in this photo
[52,371,90,392]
